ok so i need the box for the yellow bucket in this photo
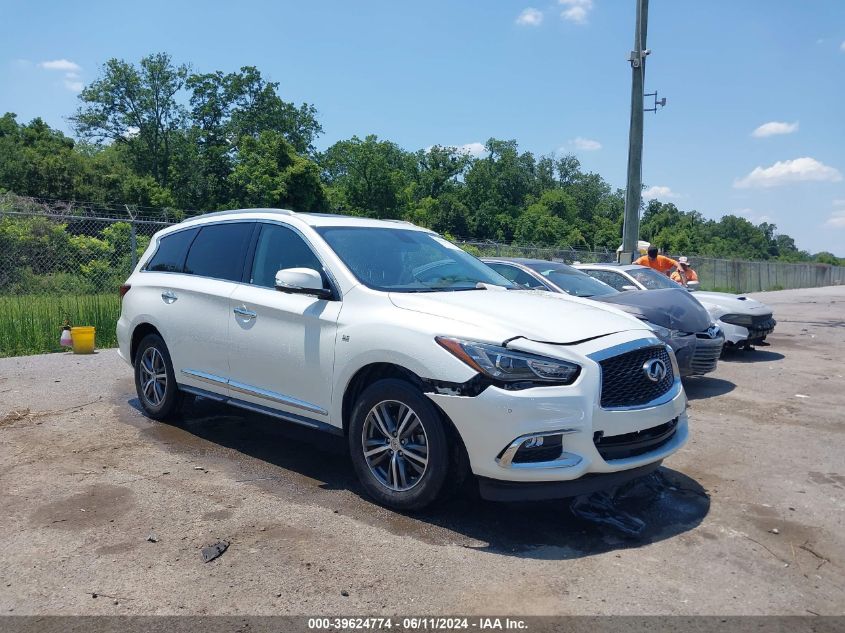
[70,326,96,354]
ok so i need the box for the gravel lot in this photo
[1,286,843,616]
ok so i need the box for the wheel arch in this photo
[130,322,163,364]
[340,362,471,474]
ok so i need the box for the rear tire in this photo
[134,333,181,421]
[349,379,451,511]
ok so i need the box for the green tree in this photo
[321,135,413,218]
[71,52,189,187]
[228,131,326,212]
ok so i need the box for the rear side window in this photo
[250,223,323,288]
[184,222,254,282]
[586,269,629,291]
[146,228,197,272]
[487,263,546,289]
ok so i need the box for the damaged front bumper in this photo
[426,335,689,501]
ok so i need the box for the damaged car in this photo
[118,210,688,510]
[482,258,724,376]
[574,263,777,350]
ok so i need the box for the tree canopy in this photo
[0,51,840,264]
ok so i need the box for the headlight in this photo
[435,337,581,386]
[641,320,682,340]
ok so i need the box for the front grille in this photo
[722,313,776,330]
[593,418,679,460]
[690,338,724,375]
[599,345,675,408]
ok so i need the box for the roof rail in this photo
[180,208,295,223]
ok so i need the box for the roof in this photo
[176,208,426,231]
[482,256,571,269]
[574,262,646,272]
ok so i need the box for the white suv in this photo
[117,209,689,509]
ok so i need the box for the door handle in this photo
[161,290,178,303]
[233,306,257,320]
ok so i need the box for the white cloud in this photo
[751,121,799,138]
[642,185,680,200]
[559,0,593,24]
[569,137,602,151]
[516,8,543,27]
[38,59,81,72]
[833,199,845,207]
[37,58,84,91]
[122,126,141,139]
[825,210,845,228]
[453,142,487,158]
[734,208,772,223]
[427,142,487,159]
[734,157,843,189]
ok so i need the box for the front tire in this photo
[134,333,181,421]
[349,379,450,511]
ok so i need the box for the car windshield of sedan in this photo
[316,226,516,292]
[628,267,681,290]
[526,263,617,298]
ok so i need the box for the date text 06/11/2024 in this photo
[307,617,529,630]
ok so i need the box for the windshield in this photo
[525,262,617,298]
[628,267,680,290]
[316,227,515,292]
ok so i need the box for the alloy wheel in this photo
[139,346,167,407]
[361,400,429,492]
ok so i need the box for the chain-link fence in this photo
[0,200,175,356]
[456,240,616,265]
[1,200,844,356]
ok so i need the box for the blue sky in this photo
[2,1,844,254]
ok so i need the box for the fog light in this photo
[522,436,544,449]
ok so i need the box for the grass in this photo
[0,294,120,357]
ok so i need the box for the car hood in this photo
[692,291,773,315]
[592,287,712,333]
[388,289,649,345]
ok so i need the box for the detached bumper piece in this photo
[721,314,777,343]
[477,461,663,502]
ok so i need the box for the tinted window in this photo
[487,263,547,289]
[628,267,680,290]
[184,222,253,282]
[146,228,197,272]
[584,269,630,291]
[317,227,514,292]
[250,223,324,288]
[524,263,617,298]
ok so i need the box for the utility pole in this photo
[620,0,649,263]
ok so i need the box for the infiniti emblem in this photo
[642,358,667,382]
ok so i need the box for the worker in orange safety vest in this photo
[671,256,699,286]
[634,245,678,275]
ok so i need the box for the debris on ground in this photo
[201,540,229,563]
[769,528,780,535]
[570,490,646,537]
[341,590,349,597]
[147,532,159,543]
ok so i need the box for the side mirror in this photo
[621,285,638,292]
[686,280,700,291]
[275,268,332,299]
